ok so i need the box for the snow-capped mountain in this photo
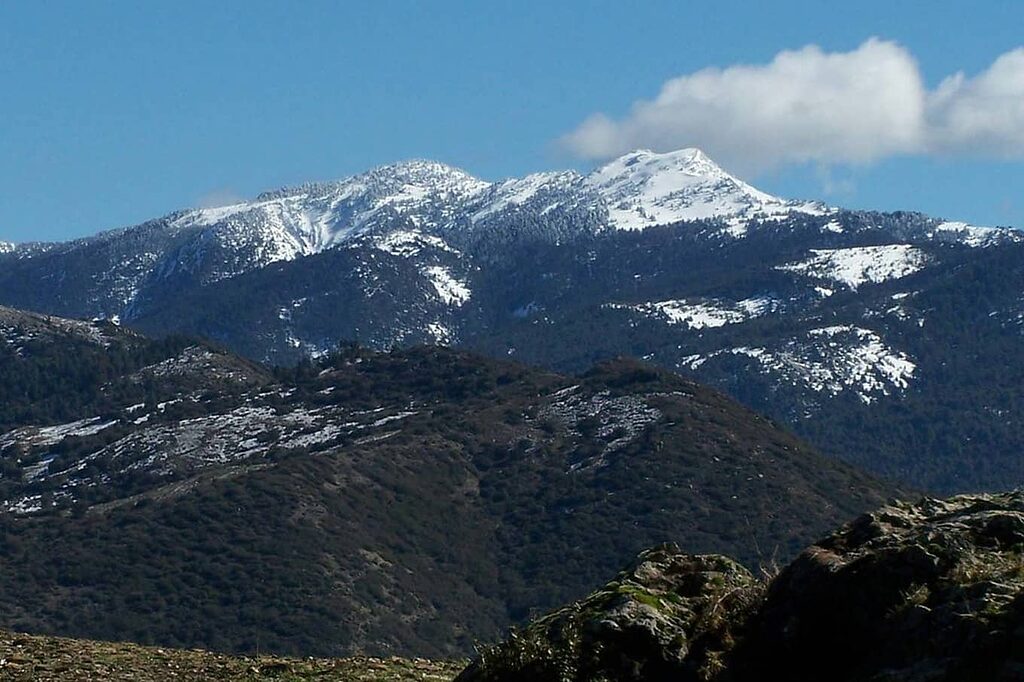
[155,148,829,265]
[584,148,827,232]
[171,159,491,259]
[1,147,1023,492]
[1,146,1011,322]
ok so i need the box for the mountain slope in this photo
[122,210,1024,492]
[0,309,897,657]
[0,149,1021,493]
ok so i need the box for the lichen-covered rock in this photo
[460,492,1024,682]
[737,490,1024,681]
[456,544,763,682]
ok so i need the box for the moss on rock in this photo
[457,545,763,682]
[461,491,1024,682]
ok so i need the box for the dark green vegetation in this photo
[462,219,1024,494]
[0,629,464,681]
[0,308,896,659]
[0,307,203,430]
[462,491,1024,682]
[4,204,1024,495]
[74,212,1024,494]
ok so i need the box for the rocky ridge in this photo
[461,491,1024,682]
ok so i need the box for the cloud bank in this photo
[562,39,1024,174]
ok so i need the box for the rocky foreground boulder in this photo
[459,491,1024,682]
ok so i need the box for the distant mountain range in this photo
[1,148,1022,491]
[0,148,834,324]
[0,306,893,657]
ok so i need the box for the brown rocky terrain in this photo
[0,629,463,681]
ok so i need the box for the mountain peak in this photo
[254,159,488,203]
[364,158,487,190]
[600,147,726,178]
[584,147,789,230]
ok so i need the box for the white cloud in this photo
[927,48,1024,157]
[562,39,1024,174]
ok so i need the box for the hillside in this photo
[0,149,1020,493]
[0,308,897,658]
[9,490,1019,681]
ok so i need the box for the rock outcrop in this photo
[460,491,1024,682]
[457,545,762,682]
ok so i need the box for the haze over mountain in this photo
[0,148,1021,492]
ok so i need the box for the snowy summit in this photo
[584,148,816,230]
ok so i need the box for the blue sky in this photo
[2,1,1023,242]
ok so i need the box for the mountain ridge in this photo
[3,147,831,254]
[0,306,898,657]
[0,147,1013,324]
[1,150,1023,494]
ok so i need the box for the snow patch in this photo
[686,325,915,405]
[779,244,929,290]
[540,389,662,470]
[422,266,471,306]
[425,321,453,344]
[608,296,777,329]
[375,230,458,257]
[0,417,117,451]
[928,221,1022,248]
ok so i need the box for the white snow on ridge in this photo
[778,244,929,290]
[375,230,458,257]
[181,201,257,228]
[0,417,118,451]
[469,171,583,223]
[2,397,426,515]
[684,325,915,405]
[422,265,471,306]
[584,148,827,231]
[0,242,15,254]
[0,308,114,349]
[149,148,836,261]
[167,161,492,271]
[928,221,1022,248]
[609,296,777,330]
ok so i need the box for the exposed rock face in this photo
[460,492,1024,682]
[457,545,763,682]
[741,490,1024,681]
